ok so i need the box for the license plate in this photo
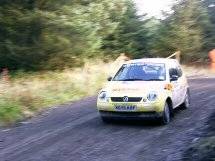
[115,105,137,111]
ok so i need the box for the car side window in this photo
[169,68,178,77]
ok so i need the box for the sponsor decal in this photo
[112,88,138,91]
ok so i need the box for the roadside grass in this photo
[182,64,215,77]
[0,60,214,127]
[0,60,112,126]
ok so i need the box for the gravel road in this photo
[0,78,214,161]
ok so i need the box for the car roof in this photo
[124,58,179,65]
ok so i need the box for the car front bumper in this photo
[99,110,163,120]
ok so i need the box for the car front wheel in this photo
[160,103,171,125]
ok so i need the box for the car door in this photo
[169,67,181,108]
[176,66,185,104]
[176,65,187,104]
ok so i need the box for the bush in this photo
[0,99,23,126]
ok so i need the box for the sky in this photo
[134,0,175,18]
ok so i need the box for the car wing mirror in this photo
[107,76,112,81]
[170,75,178,82]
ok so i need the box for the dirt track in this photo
[0,78,214,161]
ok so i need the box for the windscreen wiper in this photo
[145,79,164,81]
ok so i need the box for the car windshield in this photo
[113,63,166,81]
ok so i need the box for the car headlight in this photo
[98,91,109,102]
[147,92,158,101]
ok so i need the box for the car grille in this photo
[111,97,142,102]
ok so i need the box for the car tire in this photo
[101,117,112,123]
[160,103,171,125]
[181,89,190,109]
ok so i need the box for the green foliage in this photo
[203,0,215,24]
[0,99,23,126]
[0,0,214,70]
[102,0,150,59]
[202,0,215,50]
[151,0,215,62]
[41,0,127,69]
[0,0,127,70]
[0,3,43,70]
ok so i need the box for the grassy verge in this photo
[0,60,112,127]
[182,64,215,77]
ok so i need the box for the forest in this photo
[0,0,214,71]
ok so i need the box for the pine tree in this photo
[102,0,149,59]
[153,0,212,62]
[201,0,215,50]
[0,1,44,70]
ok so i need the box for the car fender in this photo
[155,90,172,112]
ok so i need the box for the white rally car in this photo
[97,58,190,124]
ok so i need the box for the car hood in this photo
[103,81,167,97]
